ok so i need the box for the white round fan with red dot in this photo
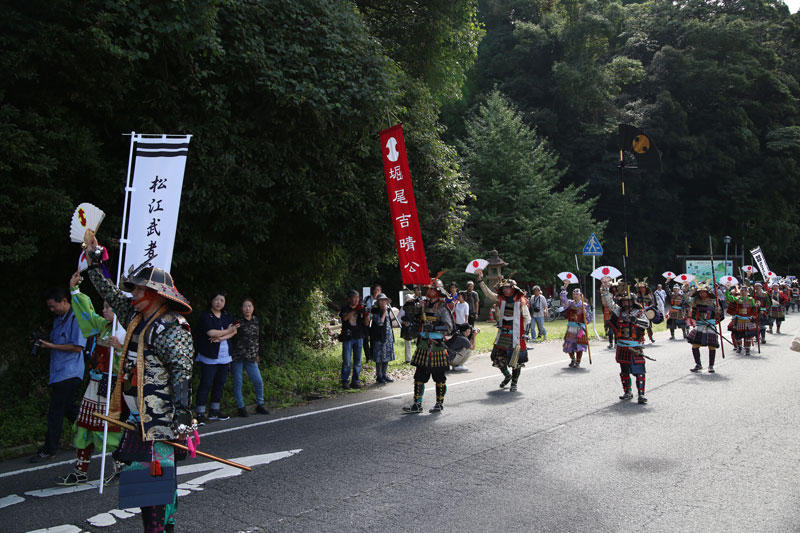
[558,271,578,283]
[465,258,489,274]
[590,265,622,280]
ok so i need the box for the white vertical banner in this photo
[750,246,771,281]
[122,134,191,275]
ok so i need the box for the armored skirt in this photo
[490,320,529,367]
[615,342,646,374]
[74,371,122,450]
[562,321,589,353]
[728,315,757,339]
[411,337,449,369]
[687,324,719,348]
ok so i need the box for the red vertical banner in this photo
[379,123,430,285]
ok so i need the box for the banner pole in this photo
[98,132,137,494]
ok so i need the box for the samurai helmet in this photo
[495,277,525,296]
[426,271,449,298]
[696,282,712,293]
[122,259,192,314]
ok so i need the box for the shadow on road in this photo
[595,400,651,417]
[685,372,731,382]
[552,367,591,377]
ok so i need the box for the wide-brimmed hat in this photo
[375,293,391,303]
[122,264,192,314]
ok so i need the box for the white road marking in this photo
[86,513,116,527]
[27,526,83,533]
[25,482,99,498]
[26,450,302,531]
[0,493,25,509]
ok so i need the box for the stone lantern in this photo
[486,249,508,286]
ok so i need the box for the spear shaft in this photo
[93,412,251,471]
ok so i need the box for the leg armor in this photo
[635,374,646,396]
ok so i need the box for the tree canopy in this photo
[1,0,799,408]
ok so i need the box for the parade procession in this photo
[3,1,800,532]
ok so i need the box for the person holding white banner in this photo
[82,240,194,533]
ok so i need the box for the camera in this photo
[29,327,47,356]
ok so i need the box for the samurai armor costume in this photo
[725,289,757,346]
[635,286,655,341]
[65,287,122,481]
[603,303,613,344]
[602,287,649,403]
[685,287,721,372]
[407,291,454,410]
[489,298,529,367]
[685,299,720,348]
[560,289,592,355]
[479,278,530,390]
[770,288,787,330]
[86,262,193,533]
[754,290,772,332]
[666,292,687,337]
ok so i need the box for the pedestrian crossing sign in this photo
[583,233,603,256]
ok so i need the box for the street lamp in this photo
[724,235,732,276]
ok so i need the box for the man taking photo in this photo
[30,287,87,462]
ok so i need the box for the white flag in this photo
[123,135,191,275]
[749,246,771,281]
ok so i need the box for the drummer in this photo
[635,279,656,343]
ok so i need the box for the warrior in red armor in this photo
[601,277,650,404]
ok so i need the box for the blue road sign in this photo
[583,233,603,256]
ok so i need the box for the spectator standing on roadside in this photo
[399,292,421,363]
[370,294,396,384]
[655,284,667,318]
[30,287,87,463]
[464,281,480,326]
[363,284,381,362]
[195,291,238,424]
[446,283,459,314]
[340,290,369,388]
[454,292,470,326]
[230,298,269,417]
[529,285,548,341]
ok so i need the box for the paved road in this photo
[2,315,799,533]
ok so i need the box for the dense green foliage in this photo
[455,0,800,274]
[455,91,605,281]
[1,0,798,450]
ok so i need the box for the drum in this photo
[645,306,664,324]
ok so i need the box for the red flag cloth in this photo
[379,124,430,285]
